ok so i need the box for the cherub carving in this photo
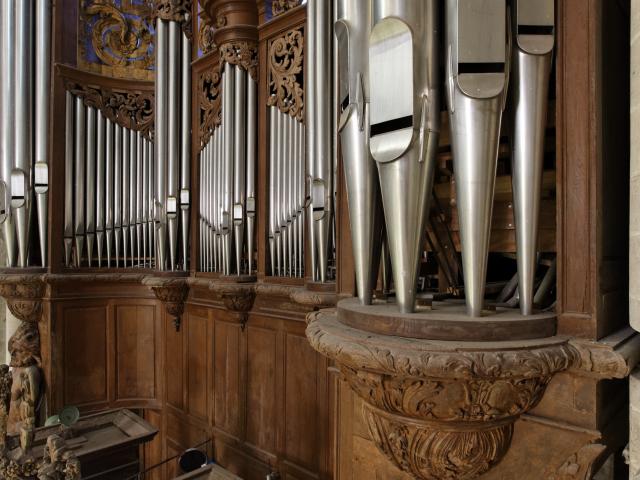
[0,364,13,450]
[8,322,41,436]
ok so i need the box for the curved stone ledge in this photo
[306,308,577,479]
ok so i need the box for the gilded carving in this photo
[64,81,154,140]
[198,61,223,148]
[220,41,258,82]
[272,0,301,17]
[267,28,304,121]
[79,0,155,80]
[365,405,513,480]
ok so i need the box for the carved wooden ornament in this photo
[267,28,304,122]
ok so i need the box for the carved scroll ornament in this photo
[143,277,190,331]
[155,0,194,38]
[220,41,258,82]
[267,28,304,122]
[272,0,302,17]
[64,80,154,141]
[306,309,577,480]
[198,13,217,55]
[198,61,223,148]
[80,0,155,77]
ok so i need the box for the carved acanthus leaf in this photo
[272,0,301,17]
[220,41,258,82]
[198,12,217,55]
[267,28,304,121]
[154,0,193,38]
[198,61,222,148]
[64,81,154,140]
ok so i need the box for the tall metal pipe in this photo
[149,142,155,267]
[214,129,221,271]
[336,0,383,304]
[445,0,509,316]
[155,19,168,271]
[222,63,235,275]
[142,136,149,267]
[122,127,130,267]
[298,121,305,277]
[135,130,142,266]
[281,112,289,276]
[114,124,122,267]
[268,107,277,275]
[292,116,299,277]
[369,0,440,313]
[105,118,114,267]
[167,21,180,271]
[63,92,74,267]
[74,97,86,267]
[1,0,17,267]
[511,0,554,314]
[233,67,247,275]
[35,0,51,267]
[14,0,34,267]
[86,106,97,267]
[275,110,283,276]
[286,114,294,276]
[96,112,106,267]
[306,0,318,281]
[246,79,257,275]
[180,32,191,271]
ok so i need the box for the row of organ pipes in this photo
[198,62,257,275]
[330,0,554,316]
[63,94,156,268]
[0,0,51,267]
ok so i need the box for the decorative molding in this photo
[210,282,256,328]
[289,288,337,309]
[267,28,304,121]
[271,0,301,17]
[568,327,640,379]
[58,66,155,140]
[306,309,576,480]
[79,0,155,80]
[365,405,513,480]
[0,276,46,324]
[220,41,258,81]
[198,60,223,148]
[143,277,190,331]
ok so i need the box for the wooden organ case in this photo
[0,0,634,479]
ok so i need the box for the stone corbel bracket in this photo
[143,276,190,331]
[306,309,578,480]
[0,274,47,323]
[210,280,256,329]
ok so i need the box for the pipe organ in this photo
[0,0,52,268]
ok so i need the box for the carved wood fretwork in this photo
[267,28,304,122]
[198,12,217,55]
[198,59,223,148]
[271,0,302,17]
[58,65,155,141]
[220,41,258,82]
[79,0,155,80]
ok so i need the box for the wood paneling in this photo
[116,305,157,401]
[214,320,243,438]
[166,310,185,410]
[187,311,209,420]
[63,305,108,408]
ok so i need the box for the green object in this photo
[58,406,80,427]
[44,415,60,426]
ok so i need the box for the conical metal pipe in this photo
[246,78,257,275]
[511,0,554,315]
[268,106,277,275]
[122,127,130,267]
[96,112,106,267]
[369,0,440,313]
[180,31,191,271]
[114,124,122,267]
[167,21,180,271]
[105,118,114,267]
[74,97,86,267]
[155,18,168,271]
[233,66,247,275]
[63,92,74,267]
[86,106,97,267]
[335,0,383,304]
[445,0,509,317]
[222,63,235,275]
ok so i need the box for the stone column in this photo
[631,2,640,476]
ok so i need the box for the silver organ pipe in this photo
[96,112,106,267]
[35,0,51,267]
[369,0,440,313]
[180,33,192,272]
[148,141,155,267]
[86,106,97,267]
[246,79,257,275]
[122,126,130,268]
[14,0,34,268]
[129,128,137,266]
[233,66,247,275]
[0,0,17,267]
[222,64,235,275]
[136,131,143,266]
[114,124,123,267]
[155,19,168,271]
[167,21,180,271]
[511,0,554,315]
[74,97,86,267]
[275,109,283,276]
[306,0,317,281]
[105,118,114,267]
[63,93,74,267]
[269,107,277,275]
[335,0,383,305]
[142,135,149,267]
[445,0,509,316]
[308,0,336,283]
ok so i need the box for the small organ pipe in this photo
[96,112,106,266]
[74,97,86,267]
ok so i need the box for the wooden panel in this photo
[284,333,319,470]
[187,312,209,419]
[63,305,108,407]
[214,320,243,437]
[245,325,277,453]
[143,409,163,480]
[115,305,156,401]
[215,440,271,480]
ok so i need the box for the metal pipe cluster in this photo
[199,62,257,275]
[63,93,156,268]
[268,107,306,278]
[306,0,337,283]
[0,0,51,268]
[155,18,191,271]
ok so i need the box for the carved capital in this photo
[220,41,258,81]
[0,275,46,324]
[307,308,576,480]
[568,327,640,379]
[211,282,256,327]
[143,277,190,330]
[267,28,304,121]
